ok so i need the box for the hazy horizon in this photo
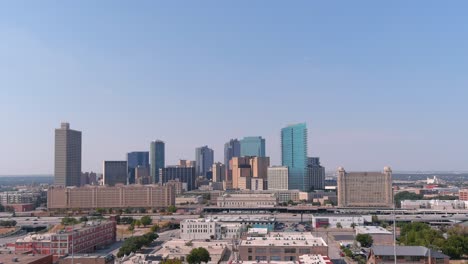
[1,1,468,174]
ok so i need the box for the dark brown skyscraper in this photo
[54,122,82,186]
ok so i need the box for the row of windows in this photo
[247,248,310,254]
[247,256,297,261]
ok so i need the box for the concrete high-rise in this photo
[150,140,165,183]
[103,161,127,186]
[127,151,149,184]
[337,166,393,208]
[306,157,325,191]
[231,156,270,190]
[54,122,82,187]
[240,136,266,157]
[281,123,308,191]
[267,166,289,190]
[195,146,214,177]
[212,162,225,183]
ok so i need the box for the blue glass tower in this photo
[240,136,266,157]
[150,140,165,183]
[127,151,149,184]
[281,123,308,191]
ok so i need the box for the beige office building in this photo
[54,122,82,187]
[232,157,270,190]
[135,166,151,184]
[212,162,226,183]
[337,166,393,208]
[47,184,175,210]
[267,166,289,190]
[179,160,196,167]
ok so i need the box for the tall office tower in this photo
[103,161,127,186]
[150,140,165,183]
[231,156,270,190]
[224,139,241,181]
[178,160,196,167]
[281,123,308,191]
[212,162,226,182]
[240,136,266,157]
[250,156,270,178]
[54,122,82,187]
[195,146,214,177]
[337,166,393,208]
[127,151,149,184]
[160,166,196,191]
[306,157,325,191]
[231,157,251,190]
[267,166,289,190]
[135,166,151,185]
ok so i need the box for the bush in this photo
[117,232,158,257]
[61,217,79,226]
[356,234,373,248]
[0,220,17,227]
[140,216,152,227]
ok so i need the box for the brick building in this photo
[15,221,116,257]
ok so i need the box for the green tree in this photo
[150,224,160,233]
[336,222,343,229]
[134,220,142,228]
[79,216,88,222]
[61,217,79,226]
[394,191,423,208]
[141,216,152,227]
[96,208,106,214]
[167,205,177,213]
[187,247,211,264]
[161,259,183,264]
[350,222,357,230]
[356,234,373,247]
[128,224,135,232]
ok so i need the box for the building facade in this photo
[368,246,450,264]
[150,140,165,184]
[47,185,175,209]
[232,157,270,190]
[240,136,266,157]
[238,232,328,262]
[224,139,241,182]
[306,157,325,191]
[15,221,116,257]
[127,151,149,184]
[267,166,289,190]
[160,166,196,191]
[217,193,278,207]
[459,189,468,201]
[103,161,127,186]
[178,159,196,167]
[311,215,372,228]
[212,162,226,183]
[281,123,308,191]
[135,166,151,184]
[54,122,82,187]
[195,146,214,177]
[337,167,393,208]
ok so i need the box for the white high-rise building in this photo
[267,166,289,190]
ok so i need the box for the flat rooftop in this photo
[0,254,52,264]
[355,226,392,235]
[240,232,327,247]
[155,240,228,264]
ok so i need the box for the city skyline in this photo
[2,2,468,174]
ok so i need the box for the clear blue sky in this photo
[1,1,467,175]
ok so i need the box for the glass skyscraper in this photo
[150,140,165,183]
[240,136,266,157]
[127,151,149,184]
[195,146,214,177]
[281,123,308,191]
